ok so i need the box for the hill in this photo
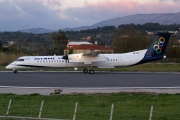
[3,12,180,33]
[18,28,57,34]
[64,12,180,31]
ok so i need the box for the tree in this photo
[165,37,180,58]
[52,30,68,45]
[0,40,3,51]
[113,28,152,53]
[51,30,68,55]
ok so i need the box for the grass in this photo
[0,52,26,65]
[0,93,180,120]
[1,63,180,72]
[96,63,180,72]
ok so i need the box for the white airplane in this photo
[6,31,173,74]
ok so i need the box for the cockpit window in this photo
[16,59,24,61]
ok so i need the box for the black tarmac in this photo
[0,71,180,87]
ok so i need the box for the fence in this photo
[0,99,69,120]
[0,99,180,120]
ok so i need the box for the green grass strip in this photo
[0,93,180,120]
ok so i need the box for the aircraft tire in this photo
[13,69,17,73]
[83,69,88,73]
[89,70,94,74]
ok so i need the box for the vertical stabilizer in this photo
[145,32,172,57]
[137,31,173,64]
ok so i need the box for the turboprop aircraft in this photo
[6,31,173,74]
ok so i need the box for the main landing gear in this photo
[83,66,94,74]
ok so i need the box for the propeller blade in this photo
[62,55,69,63]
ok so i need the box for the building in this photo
[64,42,113,55]
[146,31,154,35]
[67,41,92,48]
[8,40,15,46]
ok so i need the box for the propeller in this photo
[62,51,69,63]
[62,55,69,63]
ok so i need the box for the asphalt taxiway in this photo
[0,71,180,94]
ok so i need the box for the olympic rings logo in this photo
[153,37,165,54]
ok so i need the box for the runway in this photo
[0,71,180,87]
[0,71,180,95]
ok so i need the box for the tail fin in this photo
[138,31,173,64]
[145,31,173,57]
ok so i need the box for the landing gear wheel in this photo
[13,69,17,73]
[89,70,94,74]
[83,69,88,73]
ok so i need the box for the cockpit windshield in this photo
[16,59,24,61]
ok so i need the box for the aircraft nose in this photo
[6,64,14,69]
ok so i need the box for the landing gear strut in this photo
[13,69,17,73]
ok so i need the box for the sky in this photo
[0,0,180,31]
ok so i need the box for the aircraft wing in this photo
[82,50,100,57]
[68,52,108,64]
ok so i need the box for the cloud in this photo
[62,0,180,23]
[41,0,62,10]
[0,0,63,30]
[173,0,180,1]
[154,0,180,2]
[0,0,180,31]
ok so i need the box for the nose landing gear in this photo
[13,69,17,73]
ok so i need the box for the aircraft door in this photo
[118,56,123,66]
[28,57,34,68]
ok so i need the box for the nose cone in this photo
[6,64,14,69]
